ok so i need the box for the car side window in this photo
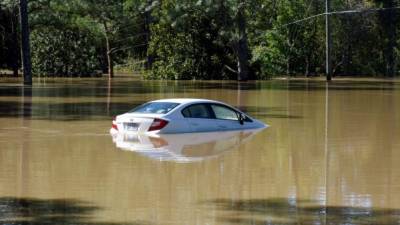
[210,104,239,120]
[182,108,191,117]
[182,104,213,119]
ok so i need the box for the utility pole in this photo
[325,0,332,81]
[19,0,32,85]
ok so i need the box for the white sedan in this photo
[110,98,267,134]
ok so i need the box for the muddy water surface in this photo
[0,78,400,225]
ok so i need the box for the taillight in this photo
[112,123,118,130]
[111,116,118,130]
[148,118,169,131]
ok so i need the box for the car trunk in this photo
[115,113,161,133]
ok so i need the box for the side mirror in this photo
[239,113,245,125]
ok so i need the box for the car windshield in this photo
[129,102,180,114]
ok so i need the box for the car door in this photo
[181,103,219,132]
[210,104,243,131]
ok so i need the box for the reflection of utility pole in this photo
[19,0,32,85]
[22,87,32,118]
[325,0,332,81]
[18,87,32,196]
[324,82,330,222]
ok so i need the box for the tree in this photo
[0,1,20,76]
[147,0,235,79]
[236,0,252,81]
[31,26,101,76]
[19,0,32,85]
[2,0,399,79]
[80,0,147,78]
[79,0,124,78]
[374,0,398,77]
[148,0,260,80]
[27,0,103,76]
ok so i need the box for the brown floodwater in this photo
[0,77,400,225]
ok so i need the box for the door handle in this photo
[190,123,199,126]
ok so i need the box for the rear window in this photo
[129,102,179,114]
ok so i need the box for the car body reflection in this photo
[111,128,266,162]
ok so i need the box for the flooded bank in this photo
[0,78,399,224]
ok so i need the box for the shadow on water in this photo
[0,101,142,121]
[238,106,302,119]
[1,80,399,100]
[202,198,400,225]
[0,197,151,225]
[22,87,32,118]
[0,80,194,98]
[187,80,400,91]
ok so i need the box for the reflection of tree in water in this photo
[0,101,141,121]
[203,198,400,225]
[0,197,150,225]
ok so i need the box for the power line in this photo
[282,13,325,27]
[282,6,400,27]
[110,43,147,54]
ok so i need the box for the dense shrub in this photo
[31,26,102,77]
[146,2,238,80]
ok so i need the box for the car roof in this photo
[151,98,220,104]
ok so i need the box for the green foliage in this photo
[252,31,286,78]
[31,26,101,76]
[147,0,248,80]
[27,0,148,77]
[249,0,399,77]
[252,0,325,77]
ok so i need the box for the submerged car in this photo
[110,98,267,134]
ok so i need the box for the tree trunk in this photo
[386,6,396,77]
[236,1,252,81]
[144,0,154,70]
[19,0,32,85]
[11,6,20,77]
[305,57,310,77]
[286,27,294,76]
[343,15,352,75]
[343,44,352,75]
[104,23,114,78]
[379,0,397,77]
[106,49,114,78]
